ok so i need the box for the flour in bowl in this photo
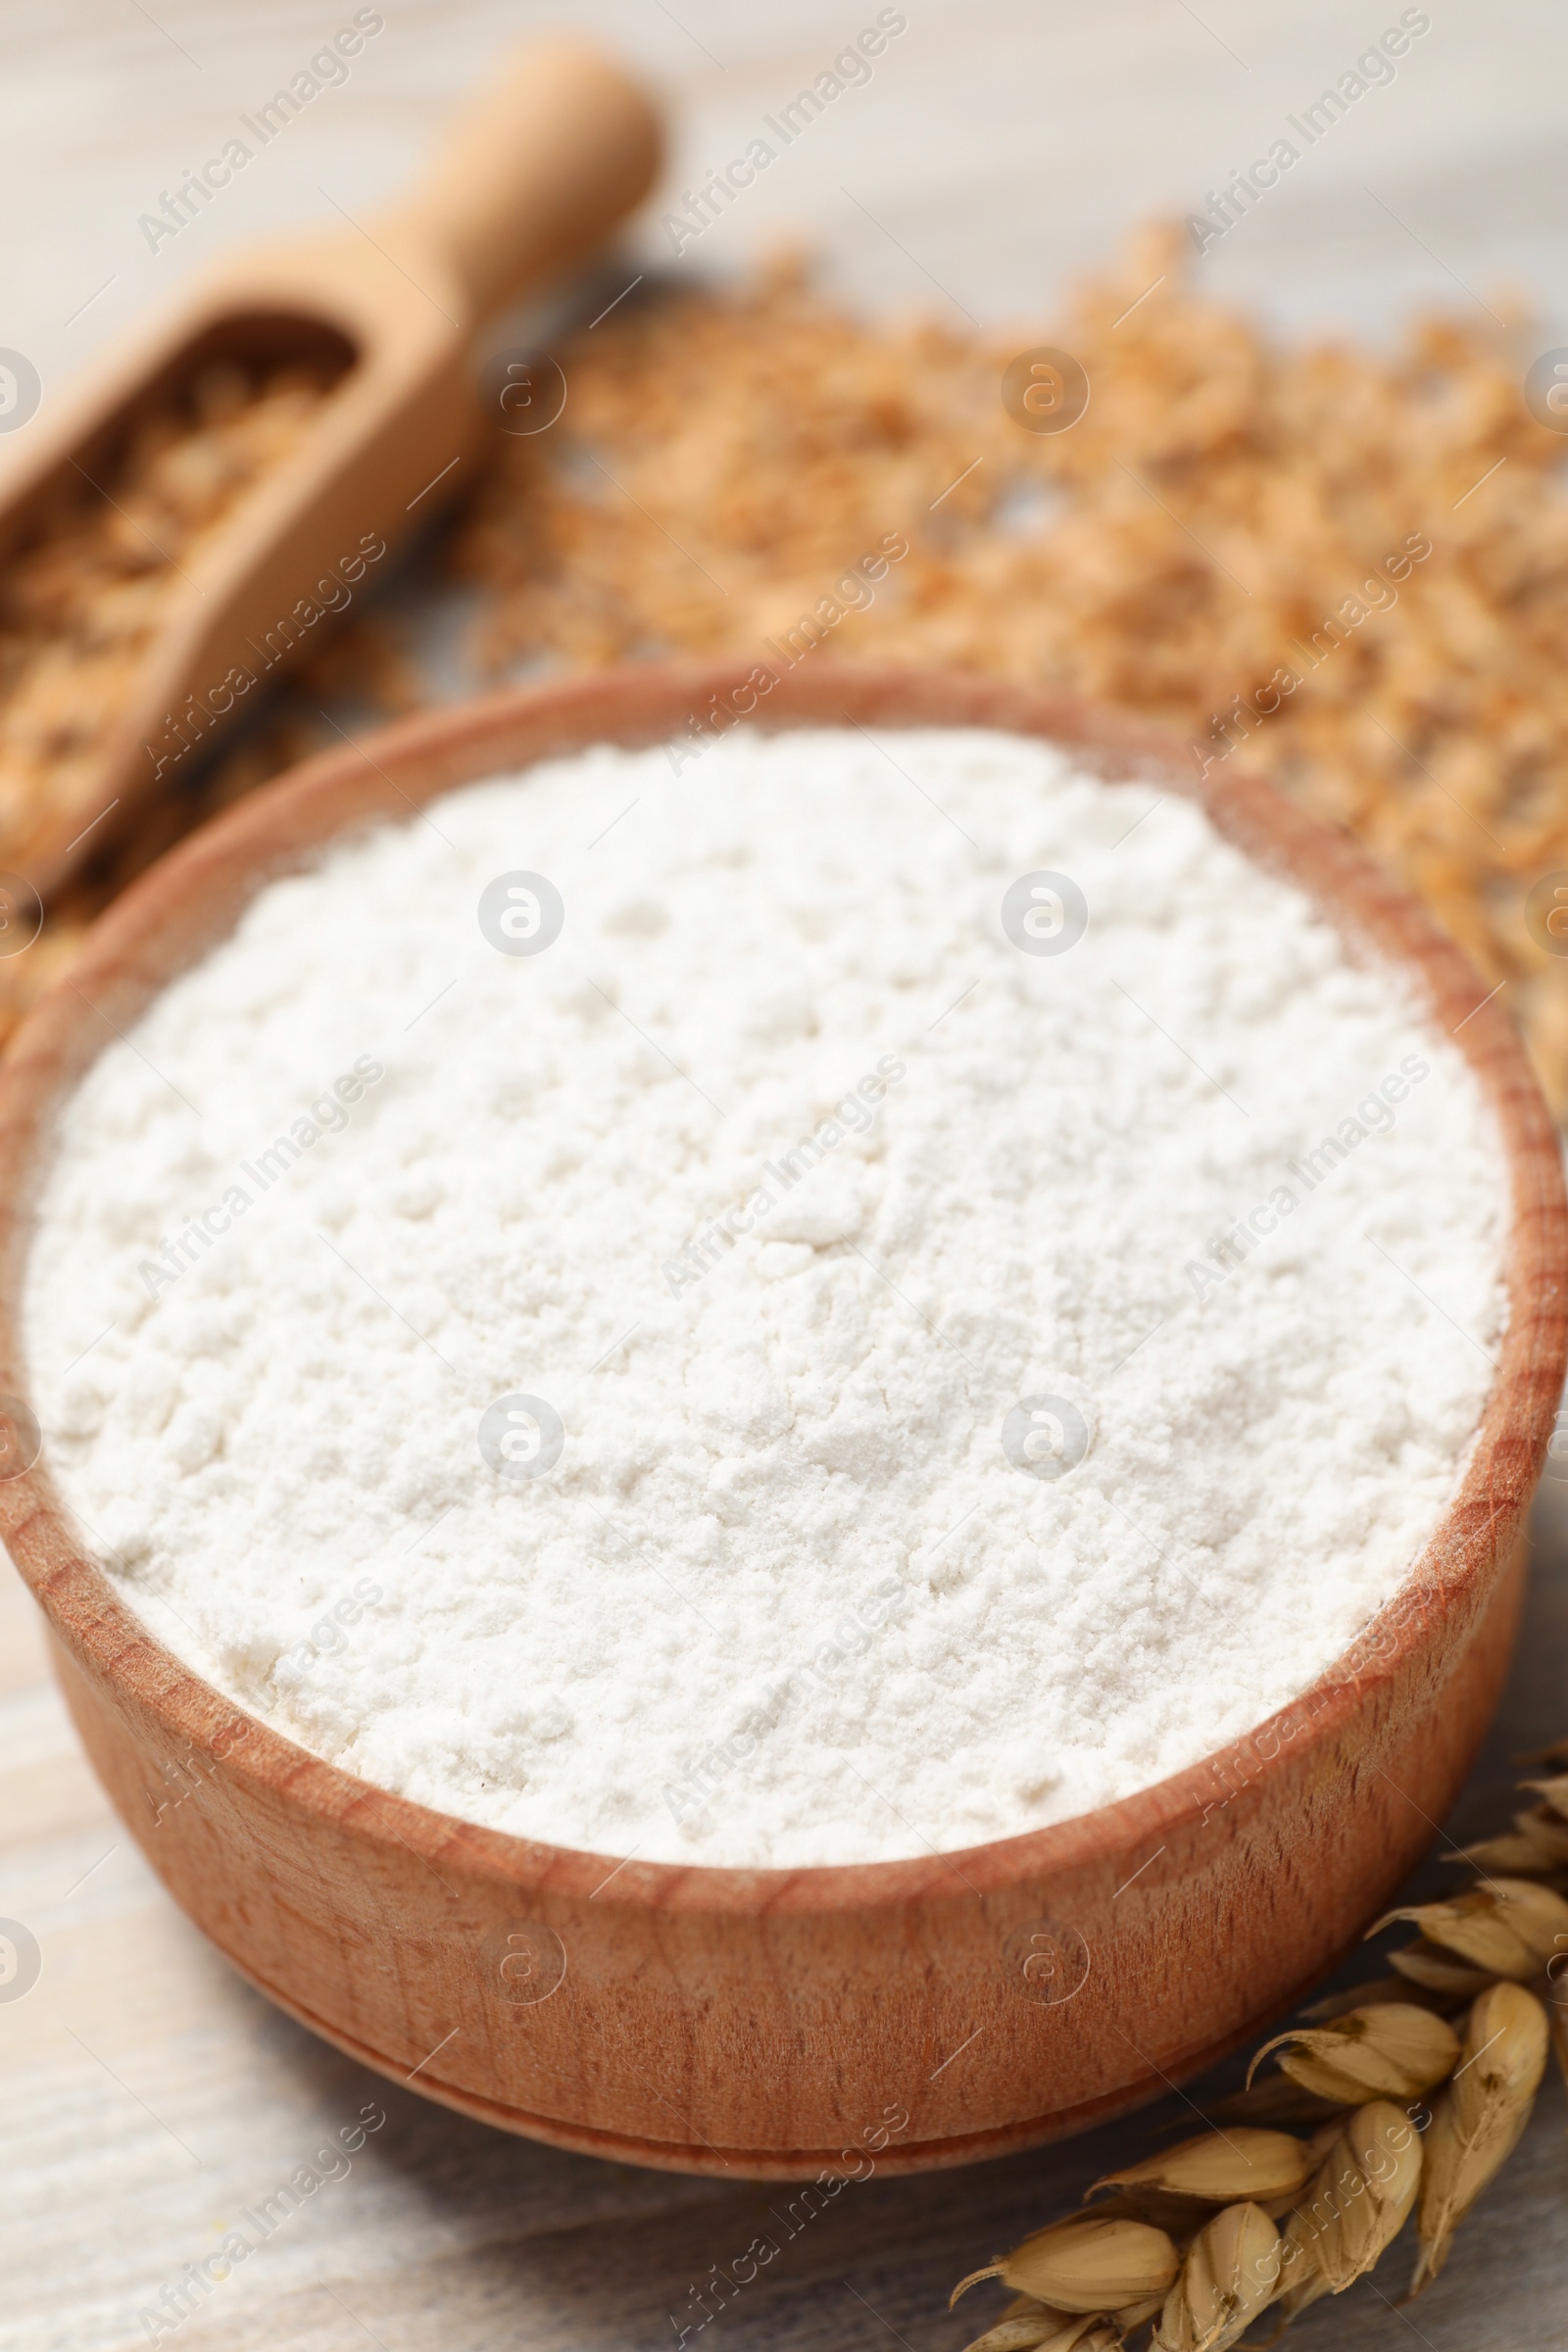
[22,727,1509,1866]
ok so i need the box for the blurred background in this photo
[9,1,1568,360]
[2,6,1567,2348]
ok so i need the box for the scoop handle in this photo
[383,38,662,324]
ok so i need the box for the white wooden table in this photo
[3,5,1567,2345]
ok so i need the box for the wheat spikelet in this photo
[952,1740,1566,2345]
[951,2216,1181,2318]
[1385,1936,1498,1999]
[956,2296,1113,2352]
[1247,2003,1459,2104]
[1150,2203,1281,2352]
[1457,1806,1568,1875]
[1373,1879,1568,1980]
[1410,1981,1550,2293]
[1526,1770,1568,1818]
[1089,2129,1313,2210]
[1274,2098,1423,2315]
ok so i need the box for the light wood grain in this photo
[3,3,1568,2345]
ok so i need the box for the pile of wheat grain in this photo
[0,360,335,858]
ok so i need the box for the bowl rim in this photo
[2,657,1563,1916]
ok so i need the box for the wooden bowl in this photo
[1,662,1563,2180]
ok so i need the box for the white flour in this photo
[23,727,1509,1867]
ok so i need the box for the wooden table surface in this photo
[3,5,1568,2346]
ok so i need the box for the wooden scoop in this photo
[0,39,661,900]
